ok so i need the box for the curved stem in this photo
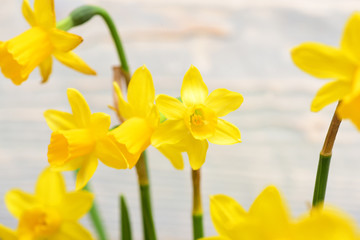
[312,102,342,207]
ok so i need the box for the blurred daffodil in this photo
[1,168,94,240]
[203,186,359,240]
[151,65,243,170]
[291,12,360,130]
[0,0,95,85]
[45,88,139,190]
[110,65,184,169]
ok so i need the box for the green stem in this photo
[83,183,108,240]
[312,103,341,207]
[192,169,203,240]
[136,152,157,240]
[57,5,130,73]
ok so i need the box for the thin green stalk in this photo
[57,5,130,74]
[120,195,133,240]
[312,103,342,207]
[192,169,203,240]
[136,152,157,240]
[83,183,108,240]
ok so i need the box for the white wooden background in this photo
[1,0,360,239]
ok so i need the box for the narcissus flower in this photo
[151,65,243,169]
[0,0,95,85]
[203,186,359,240]
[0,168,94,240]
[291,12,360,130]
[45,88,139,190]
[110,65,184,169]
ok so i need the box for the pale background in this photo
[1,0,360,239]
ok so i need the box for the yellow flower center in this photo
[18,207,61,238]
[185,104,217,140]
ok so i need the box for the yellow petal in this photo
[44,110,76,131]
[184,136,208,170]
[5,190,36,218]
[113,81,134,120]
[156,145,184,170]
[205,89,244,117]
[59,191,94,220]
[291,42,356,79]
[47,129,95,167]
[35,167,66,206]
[295,206,358,240]
[209,194,246,238]
[181,65,208,106]
[53,221,94,240]
[50,156,84,172]
[200,237,228,240]
[110,118,152,155]
[311,80,351,112]
[249,186,289,231]
[151,120,188,147]
[76,155,98,190]
[337,95,360,130]
[89,112,111,139]
[54,51,96,75]
[95,136,129,169]
[50,29,83,52]
[341,12,360,62]
[0,27,53,85]
[39,56,52,83]
[0,224,17,240]
[208,119,241,145]
[127,65,155,117]
[22,0,36,27]
[155,94,186,120]
[67,88,91,127]
[34,0,55,29]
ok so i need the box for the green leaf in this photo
[120,195,132,240]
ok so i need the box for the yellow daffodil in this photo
[0,168,94,240]
[291,12,360,130]
[45,88,139,190]
[151,65,243,170]
[110,65,184,169]
[203,186,359,240]
[0,0,95,85]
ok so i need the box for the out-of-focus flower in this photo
[110,65,184,169]
[151,65,243,169]
[203,186,359,240]
[1,168,94,240]
[45,88,139,190]
[0,0,95,85]
[291,12,360,130]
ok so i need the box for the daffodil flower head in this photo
[203,186,359,240]
[45,88,139,190]
[0,0,96,85]
[110,65,185,169]
[151,65,243,170]
[1,168,94,240]
[291,12,360,130]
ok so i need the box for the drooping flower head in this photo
[151,65,243,169]
[110,65,184,169]
[291,12,360,130]
[203,186,359,240]
[0,0,95,85]
[0,168,94,240]
[45,88,139,190]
